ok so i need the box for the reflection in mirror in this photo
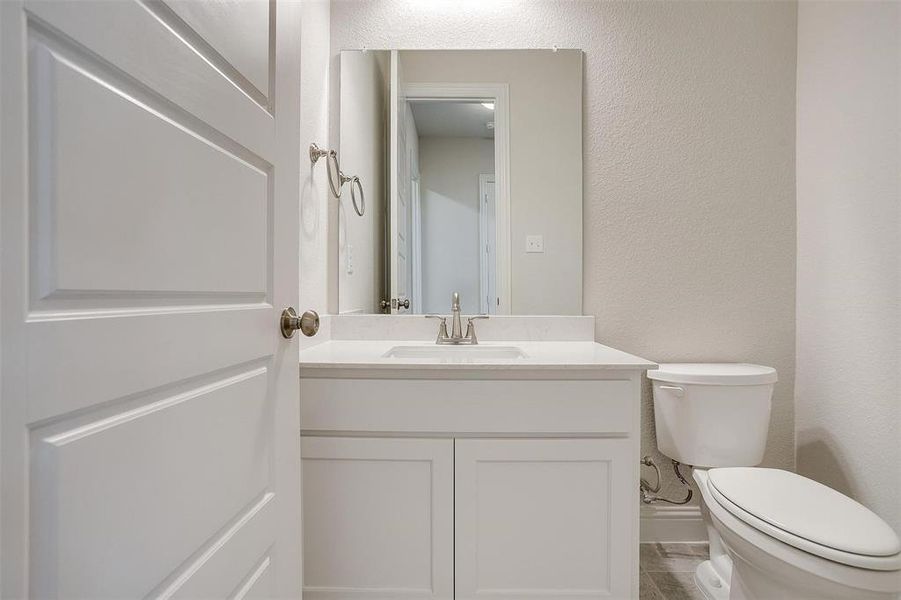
[411,100,496,315]
[338,49,582,315]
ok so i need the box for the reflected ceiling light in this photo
[481,102,495,110]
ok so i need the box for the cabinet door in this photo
[301,437,454,599]
[454,439,633,600]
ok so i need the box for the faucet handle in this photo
[426,314,449,343]
[463,315,488,345]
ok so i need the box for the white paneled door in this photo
[0,1,302,598]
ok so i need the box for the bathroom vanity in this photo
[307,47,654,599]
[299,317,655,599]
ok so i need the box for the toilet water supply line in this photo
[640,456,693,505]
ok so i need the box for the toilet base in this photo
[695,560,729,600]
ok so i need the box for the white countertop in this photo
[299,340,656,374]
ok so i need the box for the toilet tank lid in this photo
[647,363,777,385]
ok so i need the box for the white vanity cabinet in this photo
[302,435,633,600]
[299,341,654,600]
[453,438,633,599]
[301,437,455,599]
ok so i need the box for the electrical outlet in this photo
[526,235,544,253]
[345,244,354,274]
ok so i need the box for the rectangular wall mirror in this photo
[337,49,583,315]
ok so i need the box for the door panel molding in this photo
[144,0,274,111]
[24,0,275,158]
[151,493,275,600]
[28,22,273,314]
[29,367,273,598]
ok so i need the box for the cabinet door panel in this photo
[301,437,454,599]
[454,439,633,599]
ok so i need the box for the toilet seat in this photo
[708,468,901,571]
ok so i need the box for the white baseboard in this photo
[640,504,707,543]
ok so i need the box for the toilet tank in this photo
[648,364,777,468]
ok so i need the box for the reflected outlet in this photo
[526,235,544,253]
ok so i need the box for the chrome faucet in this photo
[426,292,488,345]
[450,292,463,339]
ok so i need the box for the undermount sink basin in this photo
[382,345,527,361]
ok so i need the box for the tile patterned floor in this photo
[640,543,709,600]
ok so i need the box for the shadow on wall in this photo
[301,163,321,240]
[796,430,857,501]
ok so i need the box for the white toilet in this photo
[649,363,901,600]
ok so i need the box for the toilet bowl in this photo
[649,364,901,600]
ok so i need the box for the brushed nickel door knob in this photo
[281,307,319,338]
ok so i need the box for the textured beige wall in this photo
[328,0,798,499]
[299,0,332,319]
[796,1,900,532]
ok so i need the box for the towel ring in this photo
[326,150,346,198]
[350,175,365,217]
[309,143,363,216]
[309,142,329,165]
[310,143,345,198]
